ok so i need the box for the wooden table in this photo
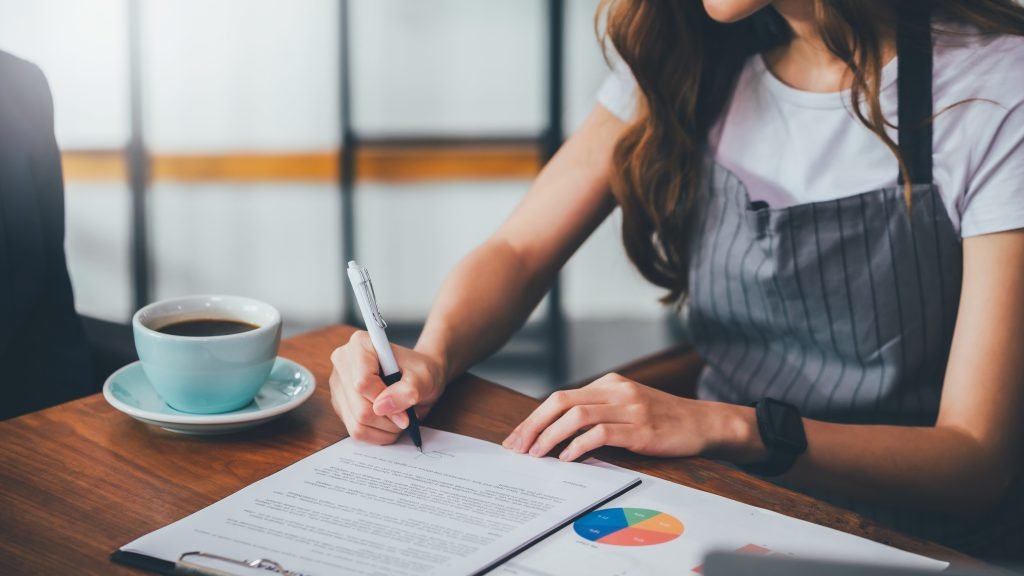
[0,325,970,574]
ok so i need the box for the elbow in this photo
[487,236,556,293]
[923,424,1021,518]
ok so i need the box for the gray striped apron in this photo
[683,8,1022,557]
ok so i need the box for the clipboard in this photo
[112,549,310,576]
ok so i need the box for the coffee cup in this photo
[132,295,282,414]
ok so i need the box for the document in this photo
[492,462,948,576]
[118,428,640,576]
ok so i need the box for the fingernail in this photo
[529,445,542,457]
[390,414,408,430]
[503,434,521,451]
[559,451,572,462]
[375,397,396,415]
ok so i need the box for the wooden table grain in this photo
[0,325,971,574]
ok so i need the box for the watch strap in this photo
[741,398,807,477]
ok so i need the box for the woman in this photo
[331,0,1024,556]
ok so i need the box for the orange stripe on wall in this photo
[152,152,338,182]
[61,151,126,182]
[60,146,542,184]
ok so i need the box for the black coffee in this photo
[157,318,259,337]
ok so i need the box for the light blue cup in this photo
[132,295,282,414]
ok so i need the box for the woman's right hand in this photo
[329,331,447,444]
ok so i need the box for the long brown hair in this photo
[602,0,1024,305]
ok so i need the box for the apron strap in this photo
[896,3,934,186]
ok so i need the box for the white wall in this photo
[565,0,611,132]
[63,183,134,321]
[350,0,546,137]
[0,0,129,148]
[0,0,669,331]
[140,0,340,152]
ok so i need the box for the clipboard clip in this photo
[355,265,388,330]
[176,551,310,576]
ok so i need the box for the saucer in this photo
[103,357,315,435]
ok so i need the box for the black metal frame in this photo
[127,0,149,310]
[339,0,357,324]
[542,0,567,383]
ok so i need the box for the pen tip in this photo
[417,446,424,453]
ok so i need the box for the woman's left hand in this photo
[502,373,761,462]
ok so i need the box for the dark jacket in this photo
[0,51,93,420]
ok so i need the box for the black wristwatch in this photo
[741,398,807,477]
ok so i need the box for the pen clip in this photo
[357,267,387,330]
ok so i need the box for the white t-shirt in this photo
[596,26,1024,237]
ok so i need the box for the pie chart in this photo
[573,508,683,546]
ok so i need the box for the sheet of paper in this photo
[491,461,948,576]
[121,428,639,576]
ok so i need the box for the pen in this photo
[346,260,423,451]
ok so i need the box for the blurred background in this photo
[0,0,681,398]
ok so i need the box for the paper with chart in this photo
[491,462,948,576]
[119,428,640,576]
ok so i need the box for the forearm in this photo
[793,420,1011,515]
[713,404,1014,516]
[415,239,554,382]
